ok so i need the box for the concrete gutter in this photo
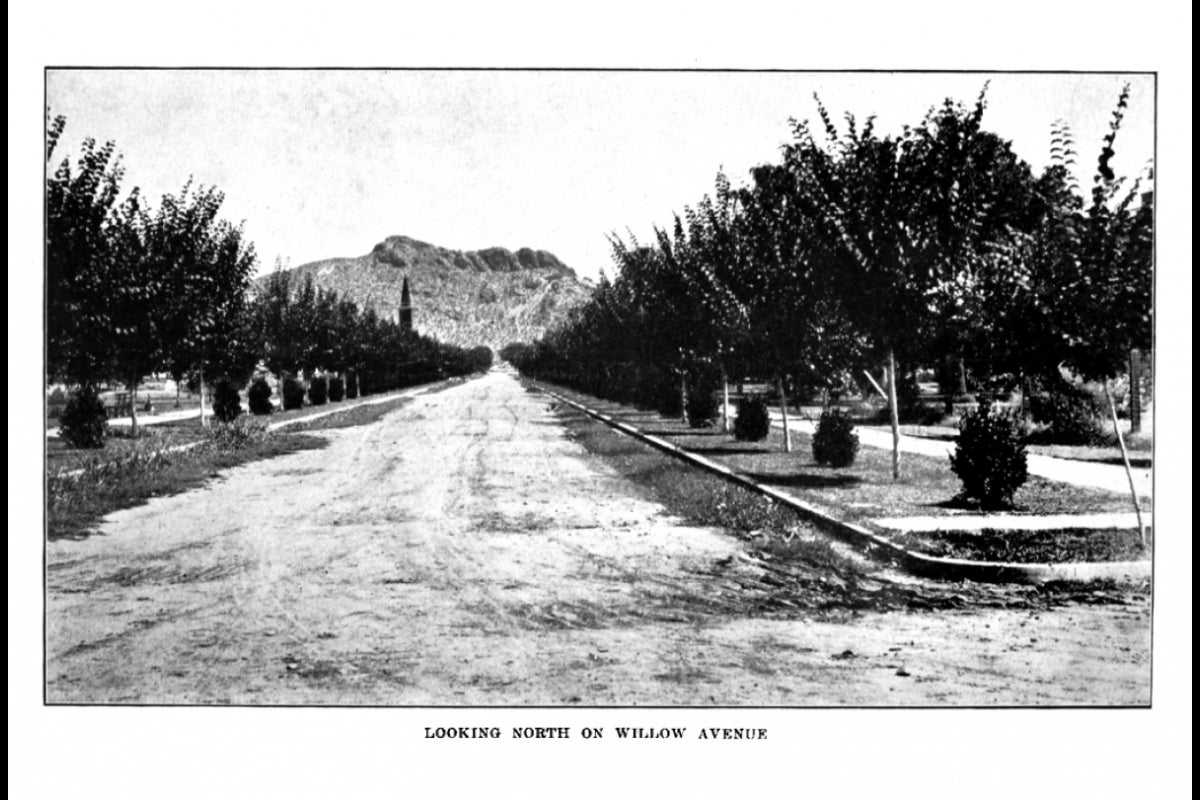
[537,385,1151,586]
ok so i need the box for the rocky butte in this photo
[268,235,594,350]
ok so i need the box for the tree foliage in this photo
[504,87,1151,488]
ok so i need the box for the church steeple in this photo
[400,276,413,332]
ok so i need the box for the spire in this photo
[400,276,413,332]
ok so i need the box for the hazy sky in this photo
[46,71,1154,282]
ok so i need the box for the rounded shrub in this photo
[812,409,859,468]
[59,385,108,449]
[307,375,328,406]
[282,376,306,410]
[345,371,359,399]
[1033,385,1105,445]
[685,383,720,428]
[328,375,345,402]
[211,378,244,423]
[733,395,771,442]
[950,404,1029,510]
[247,377,274,415]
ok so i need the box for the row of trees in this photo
[47,114,493,437]
[47,115,257,435]
[505,87,1152,493]
[251,270,493,396]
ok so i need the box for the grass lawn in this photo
[45,377,471,540]
[46,379,464,472]
[892,527,1152,564]
[541,383,1152,565]
[546,390,1146,601]
[47,431,328,541]
[46,425,208,471]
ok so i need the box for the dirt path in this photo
[46,369,1151,705]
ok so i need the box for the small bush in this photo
[345,371,359,399]
[205,416,272,452]
[812,409,859,468]
[308,375,328,406]
[686,384,720,428]
[1030,383,1105,445]
[649,375,683,418]
[248,377,274,415]
[212,378,243,423]
[328,375,345,402]
[950,404,1029,510]
[59,385,108,449]
[733,395,771,442]
[282,377,306,410]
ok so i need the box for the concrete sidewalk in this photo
[47,407,202,438]
[770,413,1152,498]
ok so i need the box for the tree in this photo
[1035,86,1153,541]
[253,266,301,385]
[676,173,755,432]
[738,161,864,451]
[46,115,123,389]
[782,89,1027,478]
[145,182,258,428]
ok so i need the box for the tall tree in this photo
[46,115,123,389]
[145,182,257,427]
[1038,86,1153,540]
[783,89,1025,478]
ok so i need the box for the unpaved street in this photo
[46,369,1151,705]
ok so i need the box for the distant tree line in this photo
[251,269,494,397]
[504,86,1152,480]
[46,113,492,440]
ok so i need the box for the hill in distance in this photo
[273,235,594,350]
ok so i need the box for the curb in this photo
[537,385,1151,585]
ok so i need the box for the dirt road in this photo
[46,369,1151,705]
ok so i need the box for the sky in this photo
[45,70,1154,283]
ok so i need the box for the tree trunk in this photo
[680,373,688,426]
[888,349,901,480]
[721,367,730,433]
[129,371,139,438]
[1104,380,1146,546]
[199,364,208,429]
[777,377,792,453]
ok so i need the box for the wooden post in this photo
[1129,350,1142,434]
[888,350,901,480]
[777,377,792,453]
[1104,380,1146,546]
[863,370,888,401]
